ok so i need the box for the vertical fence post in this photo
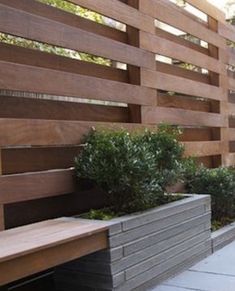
[0,149,4,231]
[127,0,156,123]
[208,16,229,167]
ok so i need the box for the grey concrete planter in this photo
[212,222,235,252]
[55,194,211,291]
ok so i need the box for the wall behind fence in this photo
[0,0,235,229]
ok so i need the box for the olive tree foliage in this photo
[0,0,111,65]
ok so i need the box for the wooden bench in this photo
[0,217,108,286]
[0,168,108,287]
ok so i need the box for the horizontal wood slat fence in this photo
[0,0,235,231]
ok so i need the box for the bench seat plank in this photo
[0,217,109,286]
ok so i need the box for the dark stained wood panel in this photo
[0,3,154,69]
[0,96,129,122]
[1,146,81,174]
[0,0,127,43]
[0,169,75,204]
[140,0,224,48]
[0,61,156,105]
[142,69,223,101]
[141,31,221,74]
[141,106,226,127]
[0,43,129,83]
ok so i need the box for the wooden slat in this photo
[219,22,235,43]
[0,96,129,123]
[228,76,235,91]
[0,0,127,43]
[186,0,225,22]
[0,43,129,83]
[0,218,108,285]
[0,169,75,204]
[140,0,224,48]
[0,119,152,147]
[229,128,235,140]
[141,106,226,127]
[228,70,235,79]
[1,146,81,174]
[184,141,222,157]
[230,141,235,152]
[156,62,210,84]
[229,92,235,104]
[181,128,214,142]
[0,118,221,147]
[0,61,156,106]
[141,69,223,101]
[157,93,211,112]
[5,188,106,229]
[223,153,235,167]
[141,31,222,74]
[229,116,235,128]
[65,0,155,34]
[228,102,235,116]
[0,3,154,69]
[227,47,235,66]
[155,27,209,56]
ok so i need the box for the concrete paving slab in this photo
[189,240,235,276]
[162,270,235,291]
[151,285,200,291]
[149,240,235,291]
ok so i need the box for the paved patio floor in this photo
[151,240,235,291]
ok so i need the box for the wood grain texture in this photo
[219,22,235,43]
[157,93,211,112]
[66,0,155,34]
[156,62,210,84]
[0,217,108,285]
[0,61,156,106]
[186,0,225,22]
[184,141,222,157]
[0,43,129,83]
[0,119,154,147]
[141,31,221,74]
[227,47,235,66]
[229,128,235,141]
[140,0,224,48]
[0,96,129,123]
[141,69,223,101]
[0,3,154,69]
[0,0,127,43]
[181,128,214,142]
[228,76,235,91]
[155,27,209,56]
[1,146,81,174]
[0,169,75,204]
[224,153,235,166]
[5,189,107,229]
[141,106,226,127]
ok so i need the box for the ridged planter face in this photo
[55,194,211,291]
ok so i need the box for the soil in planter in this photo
[81,194,183,220]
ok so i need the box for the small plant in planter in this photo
[57,127,212,291]
[183,160,235,230]
[75,125,184,218]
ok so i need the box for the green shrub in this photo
[75,125,184,214]
[184,162,235,221]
